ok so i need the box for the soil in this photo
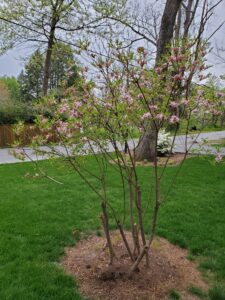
[62,232,209,300]
[109,153,191,167]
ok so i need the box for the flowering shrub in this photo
[157,129,173,155]
[13,41,223,274]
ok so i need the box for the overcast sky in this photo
[0,0,225,77]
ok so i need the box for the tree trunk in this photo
[42,14,58,95]
[135,126,157,163]
[135,0,182,161]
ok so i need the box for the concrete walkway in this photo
[1,130,225,165]
[173,130,225,155]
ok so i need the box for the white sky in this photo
[0,0,225,77]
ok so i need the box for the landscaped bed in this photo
[63,232,209,300]
[0,157,225,299]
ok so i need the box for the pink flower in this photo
[173,74,183,81]
[215,153,223,163]
[56,121,69,135]
[169,115,180,124]
[141,112,151,120]
[143,50,148,56]
[103,102,113,108]
[70,110,79,118]
[155,113,164,121]
[216,92,225,98]
[197,90,204,96]
[46,134,52,141]
[199,100,209,108]
[59,103,69,114]
[169,55,177,62]
[74,101,82,109]
[138,59,146,67]
[198,74,207,81]
[138,93,144,100]
[149,104,158,111]
[123,94,133,105]
[176,55,185,61]
[169,101,179,108]
[173,47,179,54]
[155,67,162,74]
[181,99,189,106]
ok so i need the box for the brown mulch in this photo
[109,153,191,167]
[62,232,209,300]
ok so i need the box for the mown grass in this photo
[210,138,225,148]
[0,156,225,299]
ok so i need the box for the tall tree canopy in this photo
[0,0,103,95]
[18,43,80,101]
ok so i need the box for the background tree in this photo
[0,77,35,124]
[135,0,182,161]
[0,80,11,105]
[93,0,223,161]
[18,50,44,101]
[0,0,103,95]
[0,77,21,102]
[18,43,80,101]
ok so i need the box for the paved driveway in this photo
[1,130,225,164]
[174,130,225,155]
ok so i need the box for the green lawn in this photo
[0,157,225,299]
[210,138,225,149]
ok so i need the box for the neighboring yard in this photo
[0,157,225,299]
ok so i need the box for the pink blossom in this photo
[199,100,209,108]
[192,108,199,114]
[103,102,113,108]
[74,101,82,109]
[173,47,179,54]
[56,121,69,135]
[155,113,164,121]
[46,134,52,141]
[216,92,225,98]
[176,55,185,61]
[169,55,177,62]
[197,90,204,96]
[70,110,79,118]
[215,153,223,163]
[155,67,162,74]
[181,99,189,106]
[141,112,152,120]
[199,65,206,71]
[169,115,180,124]
[149,104,158,111]
[173,74,183,81]
[143,50,148,56]
[138,59,146,67]
[169,101,179,108]
[123,94,133,105]
[198,74,207,81]
[59,103,69,114]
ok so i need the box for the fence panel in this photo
[0,124,46,148]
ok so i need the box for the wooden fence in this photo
[0,124,36,148]
[0,124,80,148]
[0,124,59,148]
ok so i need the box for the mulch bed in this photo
[62,232,209,300]
[109,153,191,167]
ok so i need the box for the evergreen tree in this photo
[18,44,80,101]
